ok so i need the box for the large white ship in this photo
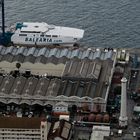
[8,22,84,47]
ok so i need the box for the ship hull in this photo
[11,35,79,47]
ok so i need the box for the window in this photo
[21,31,40,33]
[46,35,51,37]
[52,35,58,37]
[40,34,44,37]
[19,34,27,36]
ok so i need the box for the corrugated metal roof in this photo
[10,76,26,96]
[0,75,103,104]
[0,75,15,95]
[60,49,69,57]
[0,46,116,105]
[37,47,47,56]
[16,47,25,55]
[0,46,115,63]
[22,77,38,96]
[34,77,50,96]
[0,46,3,52]
[26,47,36,56]
[62,60,102,79]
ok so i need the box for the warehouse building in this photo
[0,46,117,112]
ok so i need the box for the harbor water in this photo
[1,0,140,48]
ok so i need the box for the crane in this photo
[0,0,12,46]
[0,0,5,36]
[0,0,5,44]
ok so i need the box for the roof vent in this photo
[37,90,41,94]
[29,82,32,85]
[40,82,44,86]
[1,88,5,92]
[25,89,29,93]
[13,89,17,93]
[17,81,21,85]
[5,80,9,84]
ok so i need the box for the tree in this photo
[16,63,21,70]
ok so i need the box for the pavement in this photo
[109,59,140,140]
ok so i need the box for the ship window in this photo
[21,31,40,33]
[40,34,44,37]
[34,26,39,28]
[46,35,51,37]
[52,35,58,37]
[19,34,27,36]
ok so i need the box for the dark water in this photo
[1,0,140,48]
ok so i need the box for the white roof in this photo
[134,106,140,112]
[92,126,110,131]
[59,115,69,121]
[19,22,84,38]
[50,26,84,38]
[21,22,49,32]
[91,126,110,140]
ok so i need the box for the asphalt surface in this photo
[110,59,140,140]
